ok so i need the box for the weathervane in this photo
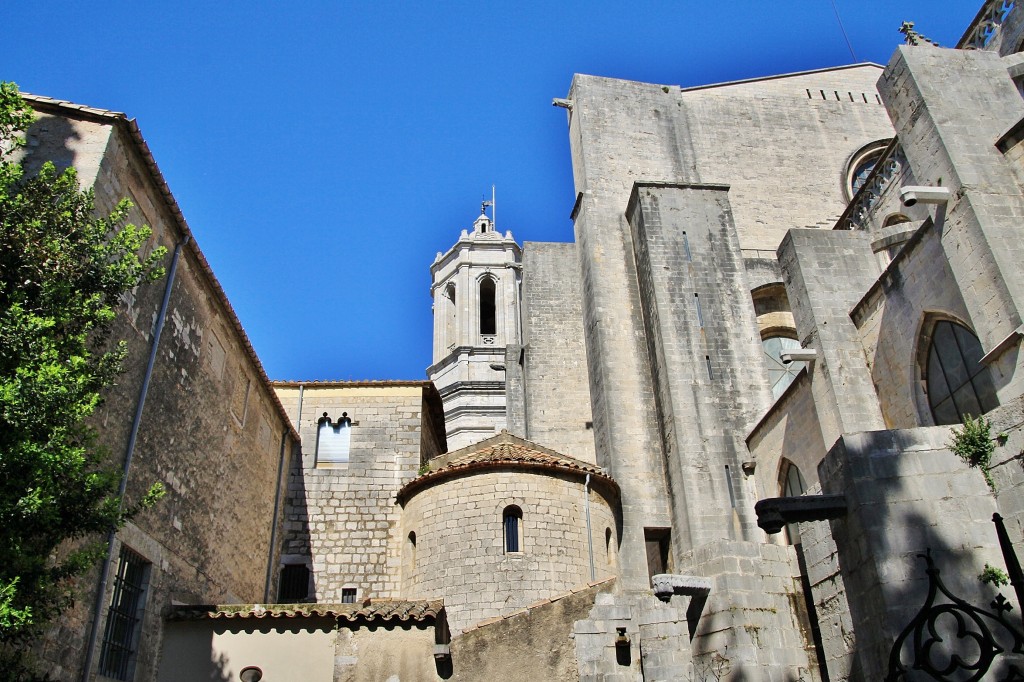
[480,185,496,228]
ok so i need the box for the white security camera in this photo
[900,186,950,207]
[780,349,818,364]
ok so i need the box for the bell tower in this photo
[428,203,521,450]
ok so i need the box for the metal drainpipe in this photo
[81,235,189,682]
[585,473,595,581]
[264,429,289,602]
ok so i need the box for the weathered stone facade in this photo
[397,433,619,633]
[272,382,447,603]
[23,2,1024,680]
[18,98,298,682]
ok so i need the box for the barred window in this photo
[341,588,357,604]
[278,563,310,602]
[99,546,150,680]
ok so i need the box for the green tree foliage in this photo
[948,414,997,491]
[0,82,166,654]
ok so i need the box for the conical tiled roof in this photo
[396,431,618,504]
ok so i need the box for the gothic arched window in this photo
[479,278,496,336]
[845,140,890,200]
[925,320,998,425]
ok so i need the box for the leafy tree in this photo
[0,82,166,663]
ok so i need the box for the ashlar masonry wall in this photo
[627,183,772,552]
[274,383,445,603]
[519,241,596,463]
[21,103,297,682]
[401,469,617,633]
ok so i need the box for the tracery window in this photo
[845,140,890,200]
[850,154,880,196]
[763,335,805,400]
[925,320,998,425]
[316,412,352,464]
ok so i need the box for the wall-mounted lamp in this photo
[239,666,263,682]
[780,349,817,364]
[614,627,631,647]
[899,185,950,207]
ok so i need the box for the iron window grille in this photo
[99,546,150,680]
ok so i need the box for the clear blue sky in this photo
[6,1,976,380]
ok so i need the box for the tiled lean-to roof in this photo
[167,599,444,623]
[396,430,619,505]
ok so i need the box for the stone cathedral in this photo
[17,2,1024,680]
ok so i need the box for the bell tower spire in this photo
[428,201,522,450]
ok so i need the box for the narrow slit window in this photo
[682,231,692,261]
[705,355,714,380]
[724,465,736,508]
[694,293,704,327]
[503,505,522,553]
[480,278,496,336]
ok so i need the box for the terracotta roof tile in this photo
[271,379,434,387]
[167,599,444,623]
[396,431,618,505]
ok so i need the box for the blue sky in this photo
[7,1,977,380]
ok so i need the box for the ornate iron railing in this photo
[886,550,1024,681]
[958,0,1017,50]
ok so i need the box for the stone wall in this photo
[879,46,1024,400]
[22,105,297,682]
[780,228,885,450]
[746,369,827,497]
[520,241,596,463]
[274,383,445,603]
[400,469,617,633]
[798,501,857,681]
[627,183,772,553]
[450,579,616,682]
[850,218,974,430]
[818,426,1006,679]
[680,539,822,679]
[566,64,893,592]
